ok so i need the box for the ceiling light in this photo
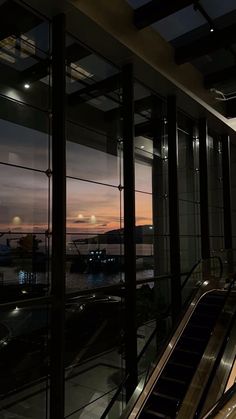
[141,145,145,149]
[24,83,30,89]
[210,28,214,33]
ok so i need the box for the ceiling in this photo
[127,0,236,119]
[1,0,236,137]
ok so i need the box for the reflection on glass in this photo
[0,165,48,233]
[66,137,120,186]
[67,178,121,234]
[0,304,50,417]
[0,114,49,171]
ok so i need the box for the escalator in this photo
[101,257,229,419]
[140,291,226,419]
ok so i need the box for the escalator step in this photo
[142,409,171,418]
[148,391,180,416]
[155,376,187,399]
[170,348,201,366]
[194,302,223,314]
[176,336,206,352]
[190,313,216,327]
[201,294,225,304]
[163,361,194,381]
[152,391,179,402]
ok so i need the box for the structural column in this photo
[167,96,181,320]
[199,118,210,259]
[50,14,66,419]
[122,63,137,400]
[221,135,233,271]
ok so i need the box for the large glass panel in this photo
[65,33,124,418]
[0,165,49,233]
[0,0,50,111]
[178,124,201,273]
[0,302,50,418]
[64,288,124,418]
[231,141,236,270]
[208,135,224,255]
[0,102,49,171]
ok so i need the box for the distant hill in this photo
[74,225,154,244]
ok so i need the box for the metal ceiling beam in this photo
[68,73,121,105]
[105,95,162,121]
[226,98,236,118]
[204,65,236,88]
[0,0,42,41]
[18,59,50,84]
[66,42,91,63]
[134,0,194,30]
[18,43,91,85]
[175,22,236,64]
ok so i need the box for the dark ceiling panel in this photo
[175,22,236,64]
[66,43,91,63]
[17,43,91,85]
[0,0,42,41]
[204,65,236,88]
[134,0,194,29]
[18,59,50,84]
[68,73,121,105]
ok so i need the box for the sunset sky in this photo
[0,118,153,236]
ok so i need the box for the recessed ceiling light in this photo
[24,83,30,89]
[210,28,214,32]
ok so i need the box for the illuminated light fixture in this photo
[24,83,30,89]
[140,145,145,149]
[210,27,214,32]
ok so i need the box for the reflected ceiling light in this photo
[24,83,30,89]
[78,214,84,219]
[12,216,22,225]
[91,215,96,223]
[140,145,145,149]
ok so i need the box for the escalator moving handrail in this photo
[194,277,236,418]
[202,382,236,418]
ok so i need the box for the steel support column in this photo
[167,96,181,320]
[199,118,210,259]
[122,64,137,401]
[221,135,233,270]
[50,14,66,419]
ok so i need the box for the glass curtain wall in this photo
[230,141,236,269]
[65,34,125,418]
[178,114,201,275]
[208,134,224,256]
[134,83,170,375]
[0,2,51,418]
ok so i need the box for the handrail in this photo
[100,256,223,419]
[202,383,236,418]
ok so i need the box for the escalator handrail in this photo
[100,256,223,419]
[202,382,236,418]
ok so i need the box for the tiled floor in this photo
[0,348,124,419]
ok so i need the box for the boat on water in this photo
[87,248,120,274]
